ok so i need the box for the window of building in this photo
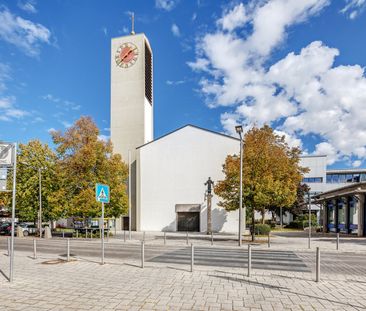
[302,177,323,183]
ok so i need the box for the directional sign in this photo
[0,144,13,166]
[96,183,110,203]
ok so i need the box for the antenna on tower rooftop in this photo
[131,12,135,35]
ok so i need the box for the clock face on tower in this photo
[115,42,139,68]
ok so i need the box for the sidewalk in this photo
[1,250,366,311]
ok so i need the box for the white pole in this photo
[10,142,17,282]
[101,202,105,265]
[128,150,132,240]
[308,192,311,249]
[239,134,243,246]
[39,168,42,238]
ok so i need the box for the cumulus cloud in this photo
[171,23,180,37]
[341,0,366,19]
[189,0,366,166]
[155,0,178,11]
[0,6,51,57]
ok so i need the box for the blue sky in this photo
[0,0,366,169]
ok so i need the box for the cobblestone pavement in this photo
[1,246,366,311]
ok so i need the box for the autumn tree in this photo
[15,140,59,223]
[51,116,128,220]
[214,125,307,241]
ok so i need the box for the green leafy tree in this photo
[51,116,128,220]
[215,125,307,240]
[15,140,58,222]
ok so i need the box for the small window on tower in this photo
[145,43,152,104]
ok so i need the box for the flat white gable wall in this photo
[136,126,239,232]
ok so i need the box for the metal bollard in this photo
[186,232,189,245]
[141,241,145,269]
[85,229,88,239]
[316,247,320,282]
[191,244,194,272]
[124,230,126,242]
[107,230,109,242]
[62,230,65,238]
[164,232,166,245]
[7,237,10,256]
[336,232,339,251]
[91,230,93,239]
[67,238,70,262]
[268,232,270,248]
[76,230,78,239]
[247,244,252,277]
[33,239,37,259]
[211,232,214,246]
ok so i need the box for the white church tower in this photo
[110,23,153,230]
[110,32,153,163]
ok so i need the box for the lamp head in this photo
[235,125,243,134]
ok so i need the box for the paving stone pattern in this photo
[1,247,366,311]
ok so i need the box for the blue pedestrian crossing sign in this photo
[96,183,110,203]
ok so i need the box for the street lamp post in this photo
[21,162,45,237]
[235,125,244,246]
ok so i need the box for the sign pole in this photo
[101,201,105,265]
[10,143,17,282]
[128,150,132,240]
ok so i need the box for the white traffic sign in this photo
[0,144,13,166]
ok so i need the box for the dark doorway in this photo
[177,212,200,232]
[123,216,129,231]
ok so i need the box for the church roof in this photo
[136,124,239,150]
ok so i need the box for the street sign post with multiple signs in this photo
[0,142,16,282]
[96,183,110,265]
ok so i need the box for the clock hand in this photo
[121,48,137,61]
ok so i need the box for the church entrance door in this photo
[177,212,200,232]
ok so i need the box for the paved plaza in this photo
[1,233,366,310]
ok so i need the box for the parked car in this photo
[0,222,11,235]
[17,223,38,236]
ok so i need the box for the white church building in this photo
[136,125,240,232]
[110,31,338,233]
[110,31,240,233]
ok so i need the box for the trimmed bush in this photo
[253,224,271,235]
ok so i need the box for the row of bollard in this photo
[16,233,322,282]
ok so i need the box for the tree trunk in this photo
[261,210,265,224]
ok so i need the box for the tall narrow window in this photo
[145,43,152,104]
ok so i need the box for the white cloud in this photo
[155,0,178,11]
[341,0,366,19]
[217,3,248,31]
[0,96,29,121]
[0,7,51,57]
[98,134,110,142]
[102,27,107,36]
[47,127,56,133]
[166,79,185,86]
[189,0,366,167]
[42,94,81,111]
[17,1,37,14]
[61,121,72,128]
[171,23,180,37]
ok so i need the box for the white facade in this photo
[110,33,153,163]
[136,125,240,233]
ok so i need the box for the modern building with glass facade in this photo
[313,183,366,236]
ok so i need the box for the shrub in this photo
[253,224,271,235]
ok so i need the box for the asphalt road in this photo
[1,237,365,275]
